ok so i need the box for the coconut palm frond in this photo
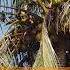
[36,0,50,13]
[0,40,17,67]
[50,0,63,4]
[59,0,70,33]
[33,18,60,67]
[0,52,16,67]
[0,0,69,67]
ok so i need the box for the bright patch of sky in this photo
[0,0,14,40]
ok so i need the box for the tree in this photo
[0,0,69,67]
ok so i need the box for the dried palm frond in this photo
[46,0,70,35]
[36,0,52,14]
[50,0,63,4]
[0,0,69,67]
[59,0,70,33]
[6,19,19,25]
[0,39,17,67]
[33,17,60,67]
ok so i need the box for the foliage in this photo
[33,18,60,67]
[59,0,70,33]
[0,0,69,67]
[50,0,63,4]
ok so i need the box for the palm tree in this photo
[0,0,69,67]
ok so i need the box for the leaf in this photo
[50,0,63,4]
[37,0,49,13]
[33,18,60,67]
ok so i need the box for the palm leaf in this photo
[33,18,60,67]
[36,0,49,13]
[50,0,63,4]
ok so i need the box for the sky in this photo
[0,0,13,40]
